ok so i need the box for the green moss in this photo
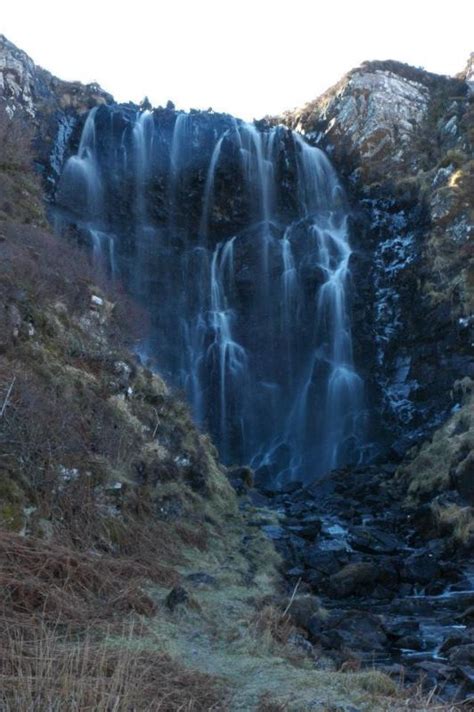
[352,670,397,696]
[0,501,24,531]
[399,388,474,503]
[0,472,26,531]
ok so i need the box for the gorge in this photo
[0,32,473,710]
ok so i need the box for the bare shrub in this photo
[0,109,35,172]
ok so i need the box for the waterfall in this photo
[59,106,103,218]
[55,105,366,484]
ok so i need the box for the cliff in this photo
[277,58,473,477]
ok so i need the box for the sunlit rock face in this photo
[280,61,468,181]
[53,105,369,484]
[293,69,430,177]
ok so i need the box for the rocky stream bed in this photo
[235,466,474,704]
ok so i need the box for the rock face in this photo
[50,105,368,482]
[0,34,112,188]
[279,60,467,181]
[279,59,474,460]
[1,36,473,484]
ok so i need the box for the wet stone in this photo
[165,586,189,612]
[261,524,287,540]
[449,644,474,666]
[458,666,474,687]
[349,527,404,555]
[303,548,344,575]
[285,515,322,540]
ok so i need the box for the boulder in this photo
[303,548,344,575]
[286,594,324,630]
[449,644,474,666]
[165,586,189,612]
[401,551,441,585]
[439,630,473,653]
[328,562,379,597]
[458,666,474,687]
[323,610,389,653]
[414,661,455,684]
[285,515,322,540]
[394,635,425,651]
[349,527,403,555]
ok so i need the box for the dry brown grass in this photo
[0,530,179,627]
[432,502,474,544]
[256,694,289,711]
[0,622,226,711]
[251,605,297,646]
[399,676,469,712]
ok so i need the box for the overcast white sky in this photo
[2,1,473,120]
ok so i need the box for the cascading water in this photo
[54,105,367,484]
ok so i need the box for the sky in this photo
[2,1,473,121]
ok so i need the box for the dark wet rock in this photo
[371,584,395,600]
[306,612,329,641]
[285,515,322,540]
[274,533,307,570]
[449,644,474,666]
[259,460,473,692]
[414,661,455,683]
[376,558,401,587]
[246,489,271,507]
[459,606,474,623]
[304,548,344,576]
[424,579,448,596]
[407,504,439,539]
[349,527,403,555]
[458,666,474,687]
[280,481,304,495]
[321,610,389,653]
[379,663,406,677]
[401,551,442,585]
[328,562,379,598]
[390,598,438,616]
[394,635,425,651]
[286,594,324,630]
[285,500,317,518]
[439,631,473,653]
[261,524,287,540]
[165,586,189,611]
[383,618,420,640]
